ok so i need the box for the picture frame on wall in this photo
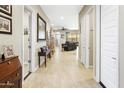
[0,15,12,34]
[37,13,46,41]
[0,5,12,16]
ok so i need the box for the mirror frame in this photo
[37,13,46,41]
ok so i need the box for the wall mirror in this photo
[37,13,46,41]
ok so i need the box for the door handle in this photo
[112,57,116,60]
[28,45,31,48]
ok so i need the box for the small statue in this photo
[2,54,5,61]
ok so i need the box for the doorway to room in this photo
[23,6,33,79]
[54,31,79,58]
[23,5,99,88]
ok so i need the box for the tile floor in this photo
[23,47,100,88]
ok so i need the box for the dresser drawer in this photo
[0,57,20,69]
[11,67,22,81]
[0,58,21,80]
[0,56,22,88]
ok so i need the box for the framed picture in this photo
[0,5,12,16]
[37,13,46,41]
[2,45,15,58]
[0,15,12,34]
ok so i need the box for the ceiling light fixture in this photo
[60,16,64,20]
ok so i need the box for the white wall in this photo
[0,5,51,73]
[119,5,124,88]
[29,5,51,69]
[79,5,100,82]
[0,6,23,64]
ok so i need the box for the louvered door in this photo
[101,5,119,88]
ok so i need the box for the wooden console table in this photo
[38,49,51,68]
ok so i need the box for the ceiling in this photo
[41,5,83,30]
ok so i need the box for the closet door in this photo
[101,5,119,88]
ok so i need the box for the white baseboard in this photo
[84,64,93,69]
[33,61,45,72]
[93,75,99,82]
[89,65,93,69]
[78,58,81,63]
[33,66,38,72]
[93,75,96,80]
[24,61,29,64]
[84,64,88,69]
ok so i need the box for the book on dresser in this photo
[0,56,22,88]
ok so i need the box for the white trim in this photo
[83,7,94,70]
[80,6,99,82]
[85,14,90,69]
[22,5,25,80]
[87,7,97,81]
[92,6,96,81]
[78,57,82,63]
[33,66,39,72]
[95,5,101,82]
[116,5,119,88]
[22,5,36,80]
[84,64,93,69]
[89,65,93,69]
[85,63,88,68]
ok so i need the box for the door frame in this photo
[80,6,97,81]
[84,7,95,69]
[95,5,101,82]
[22,5,35,80]
[80,15,86,65]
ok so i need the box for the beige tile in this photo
[23,47,99,88]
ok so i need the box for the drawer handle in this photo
[16,73,19,76]
[6,81,10,84]
[7,61,11,65]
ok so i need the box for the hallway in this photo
[23,47,99,88]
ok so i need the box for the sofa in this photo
[62,41,78,51]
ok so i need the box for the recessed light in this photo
[51,24,54,26]
[60,16,64,20]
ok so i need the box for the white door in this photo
[23,8,32,78]
[85,15,90,68]
[89,11,94,67]
[81,16,86,65]
[101,5,119,88]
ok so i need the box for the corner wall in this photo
[30,5,51,70]
[0,5,23,63]
[0,5,51,72]
[79,5,98,81]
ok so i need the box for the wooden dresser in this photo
[0,56,22,88]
